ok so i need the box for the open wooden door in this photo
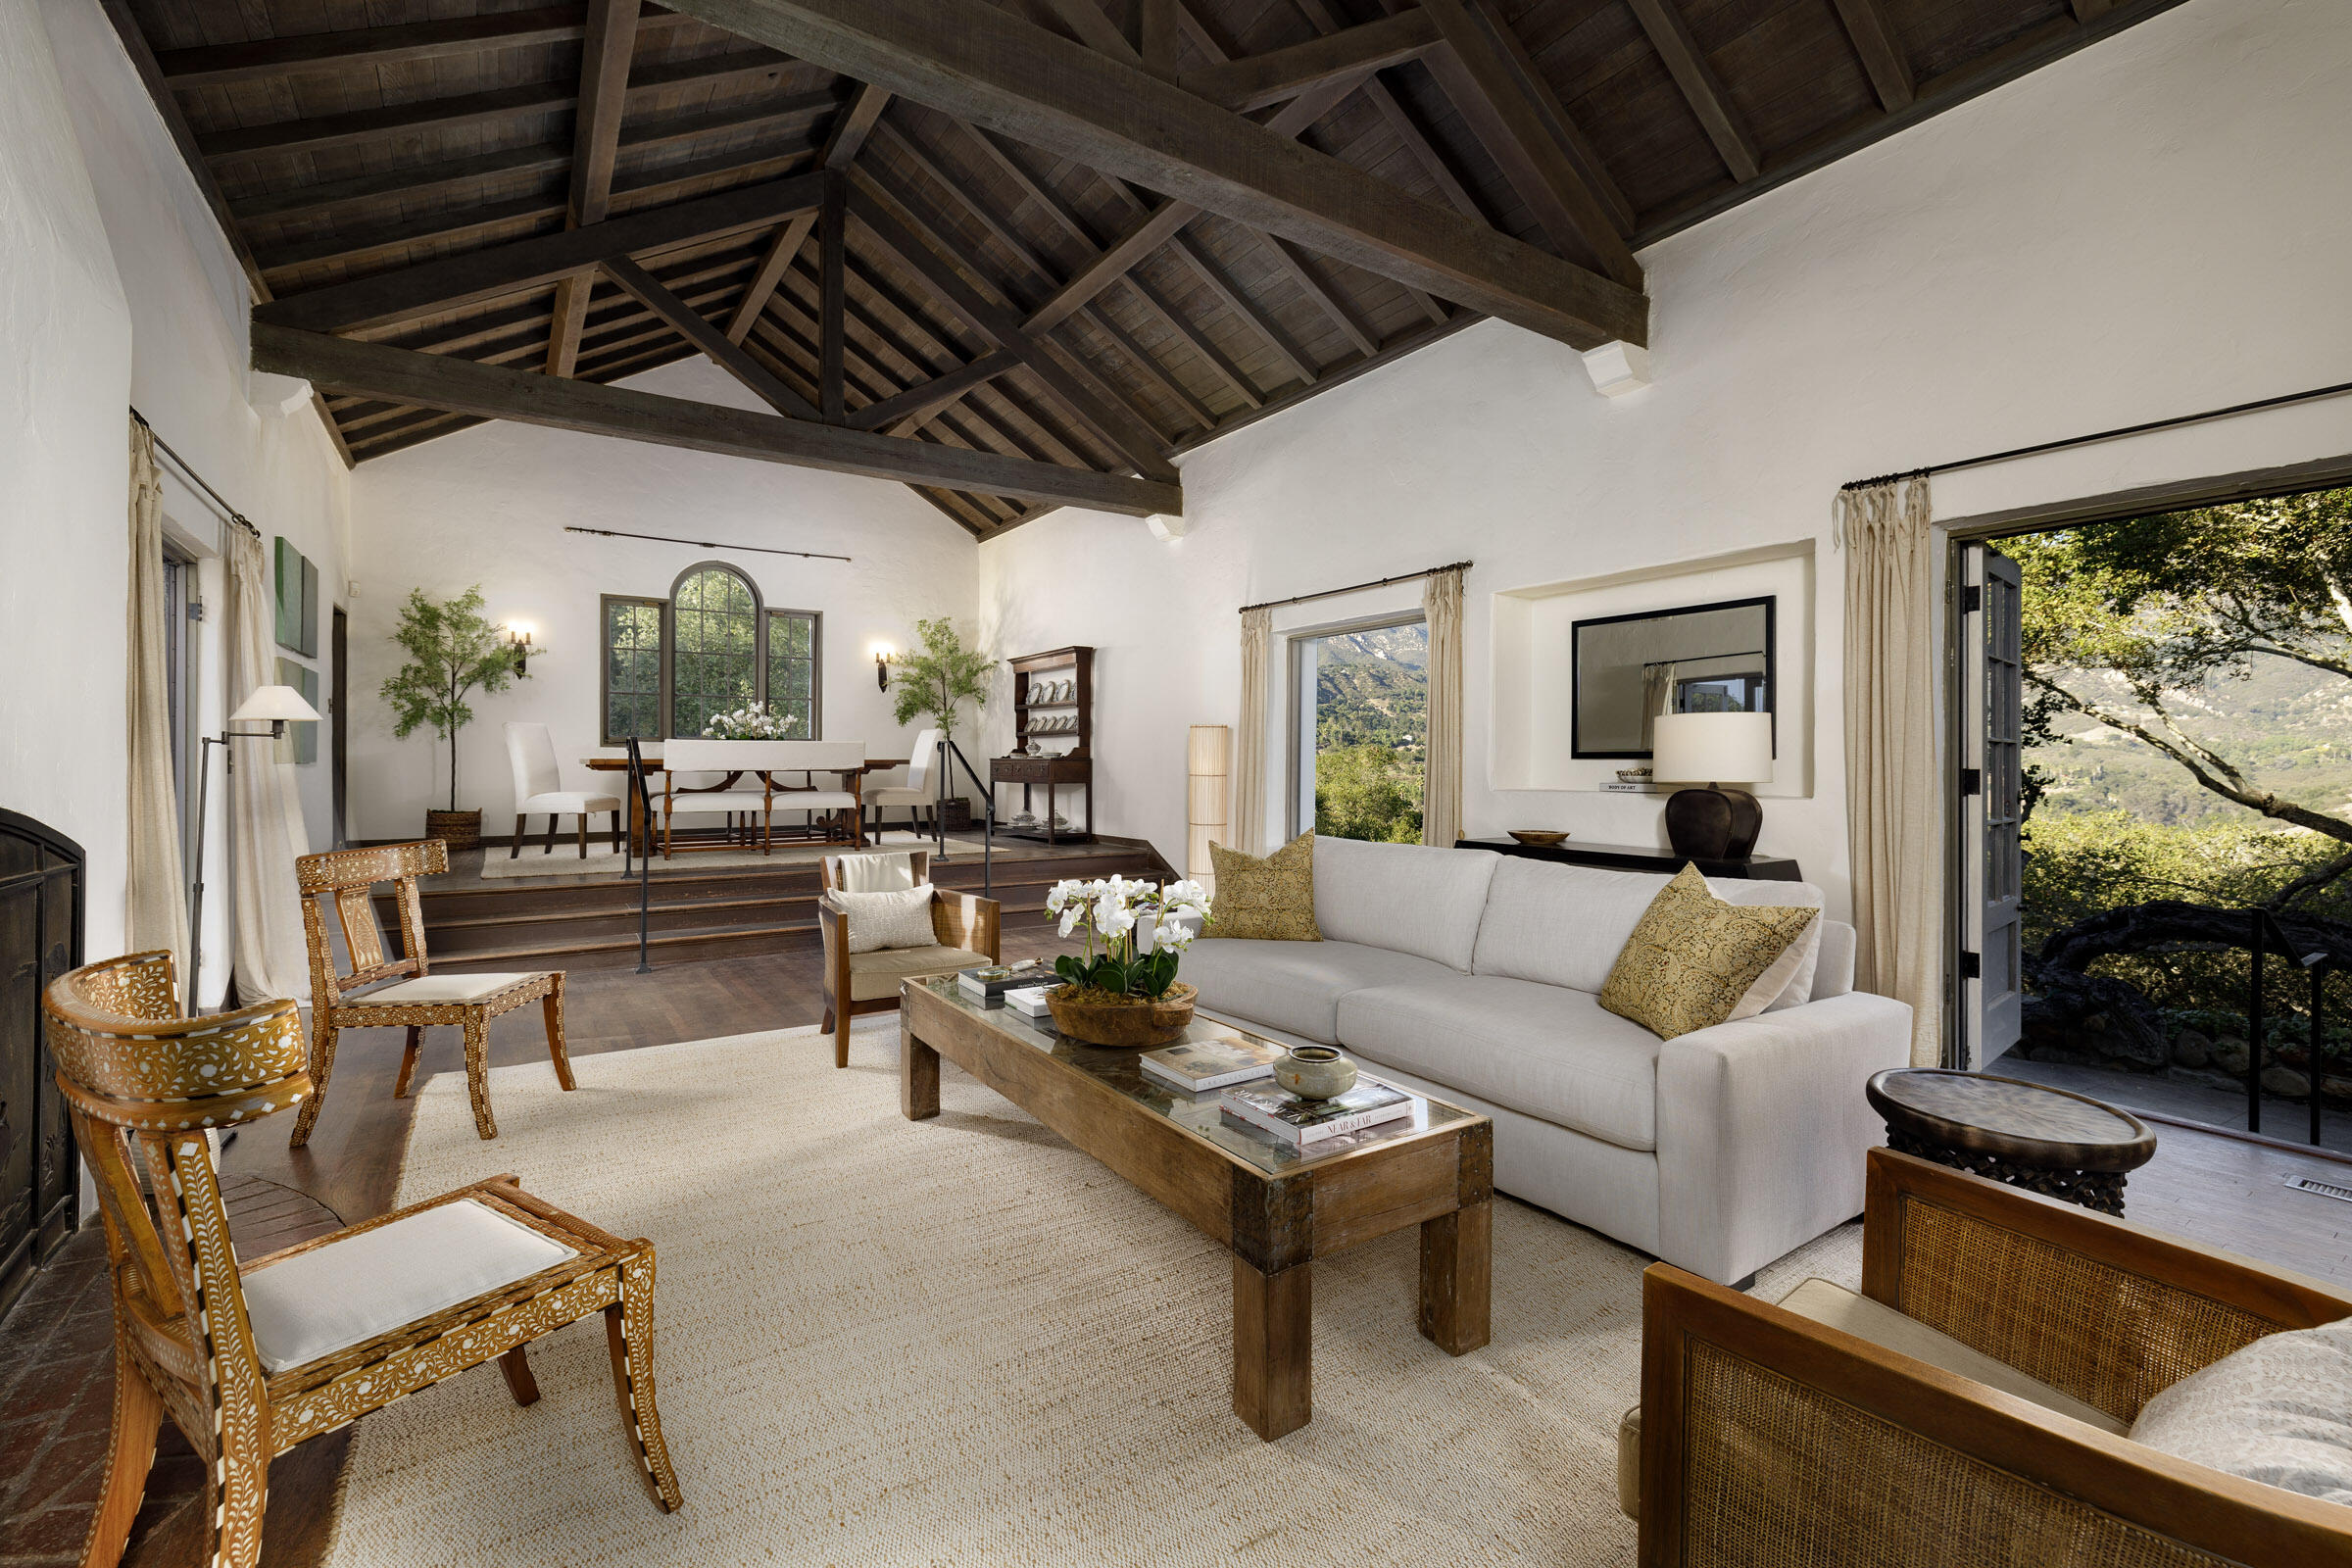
[1961,543,2025,1065]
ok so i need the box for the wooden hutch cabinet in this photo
[991,646,1093,844]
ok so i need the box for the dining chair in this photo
[863,728,942,840]
[289,839,572,1146]
[45,949,682,1568]
[814,849,998,1068]
[506,720,622,858]
[660,739,864,855]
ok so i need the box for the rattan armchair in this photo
[43,951,681,1568]
[814,850,1000,1069]
[1634,1148,2352,1566]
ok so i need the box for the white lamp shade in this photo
[1650,711,1772,784]
[230,684,322,723]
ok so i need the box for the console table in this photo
[1455,837,1801,881]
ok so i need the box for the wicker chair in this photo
[814,849,1000,1069]
[43,950,682,1568]
[1632,1147,2352,1566]
[291,839,572,1146]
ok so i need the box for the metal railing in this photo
[926,734,996,899]
[2247,907,2332,1146]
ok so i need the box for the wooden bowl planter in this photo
[1048,982,1198,1048]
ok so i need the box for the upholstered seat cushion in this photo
[353,972,548,1005]
[664,791,772,814]
[240,1198,578,1374]
[518,791,619,813]
[1182,937,1456,1046]
[1336,976,1665,1151]
[2130,1318,2352,1504]
[848,945,990,1001]
[764,791,858,811]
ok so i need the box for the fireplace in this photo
[0,809,82,1321]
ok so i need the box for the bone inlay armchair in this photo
[43,950,683,1568]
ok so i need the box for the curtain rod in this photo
[1240,560,1471,614]
[1839,377,2352,493]
[131,408,263,539]
[564,525,852,563]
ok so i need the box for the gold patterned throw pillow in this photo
[1207,832,1322,942]
[1599,865,1819,1040]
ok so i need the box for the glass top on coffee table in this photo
[913,975,1478,1176]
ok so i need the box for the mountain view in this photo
[1307,622,1429,843]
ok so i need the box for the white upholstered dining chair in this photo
[505,721,622,858]
[659,738,865,856]
[863,728,942,840]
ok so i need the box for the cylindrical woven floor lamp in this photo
[1188,725,1230,891]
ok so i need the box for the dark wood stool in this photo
[1865,1068,2157,1216]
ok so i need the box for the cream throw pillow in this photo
[1207,832,1321,942]
[2130,1319,2352,1505]
[1599,865,1820,1040]
[832,886,939,953]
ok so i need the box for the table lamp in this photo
[1650,711,1772,861]
[188,684,323,1011]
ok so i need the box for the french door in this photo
[1959,542,2025,1065]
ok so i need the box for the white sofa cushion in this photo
[1183,936,1457,1046]
[1336,974,1664,1151]
[1471,859,1827,1004]
[2130,1319,2352,1504]
[240,1198,578,1374]
[1312,836,1498,971]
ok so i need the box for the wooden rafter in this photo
[256,323,1179,514]
[1622,0,1761,183]
[550,0,644,376]
[1177,11,1441,113]
[1830,0,1916,112]
[602,256,824,418]
[661,0,1646,348]
[156,7,693,87]
[819,172,849,420]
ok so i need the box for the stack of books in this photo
[1003,984,1058,1020]
[1139,1038,1284,1094]
[1219,1082,1413,1146]
[956,962,1045,1004]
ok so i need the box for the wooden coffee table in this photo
[901,977,1493,1440]
[1866,1068,2157,1216]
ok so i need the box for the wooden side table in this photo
[1865,1069,2157,1216]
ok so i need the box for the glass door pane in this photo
[1292,619,1429,844]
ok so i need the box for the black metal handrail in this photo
[927,734,995,898]
[2247,907,2330,1146]
[623,736,657,974]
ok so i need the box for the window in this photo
[596,564,824,744]
[1287,615,1429,844]
[601,595,664,744]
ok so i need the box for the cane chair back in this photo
[44,950,682,1568]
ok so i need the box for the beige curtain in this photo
[1231,608,1271,855]
[125,420,190,987]
[1837,476,1940,1066]
[1639,661,1676,752]
[1420,565,1464,848]
[224,525,313,1004]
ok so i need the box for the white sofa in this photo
[1183,837,1913,1285]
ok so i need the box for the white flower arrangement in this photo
[703,702,796,740]
[1046,876,1213,1000]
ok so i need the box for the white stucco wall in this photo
[975,0,2352,918]
[344,357,981,841]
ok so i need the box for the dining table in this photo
[582,754,908,856]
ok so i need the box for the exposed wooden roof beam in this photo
[725,214,820,340]
[550,0,644,377]
[1282,0,1494,228]
[822,82,893,166]
[2068,0,2114,17]
[1140,0,1180,80]
[1033,0,1142,64]
[848,351,1021,434]
[818,172,848,419]
[256,322,1178,514]
[660,0,1646,348]
[1178,11,1441,113]
[1417,0,1642,286]
[258,175,822,333]
[1830,0,1916,112]
[603,256,824,417]
[1623,0,1761,183]
[1260,238,1375,358]
[157,6,694,88]
[1169,231,1313,389]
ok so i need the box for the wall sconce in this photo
[506,622,535,675]
[873,644,894,691]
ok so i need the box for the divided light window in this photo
[597,563,823,745]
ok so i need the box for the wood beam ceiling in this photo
[1622,0,1761,184]
[1829,0,1916,113]
[1177,11,1440,113]
[255,323,1178,514]
[549,0,644,376]
[660,0,1646,349]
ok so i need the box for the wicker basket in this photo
[1048,983,1197,1048]
[424,808,482,853]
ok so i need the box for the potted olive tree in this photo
[887,617,992,831]
[380,586,528,851]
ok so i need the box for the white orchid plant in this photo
[703,702,796,740]
[1047,876,1213,1002]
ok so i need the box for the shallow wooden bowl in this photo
[1048,983,1198,1049]
[1508,829,1570,847]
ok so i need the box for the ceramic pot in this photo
[426,808,482,853]
[1273,1045,1357,1101]
[1047,982,1197,1048]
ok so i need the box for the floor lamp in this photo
[1188,725,1230,894]
[188,683,321,1014]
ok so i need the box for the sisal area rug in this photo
[474,836,994,880]
[324,1016,1859,1567]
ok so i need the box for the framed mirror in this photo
[1570,595,1775,760]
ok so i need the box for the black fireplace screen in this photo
[0,808,82,1322]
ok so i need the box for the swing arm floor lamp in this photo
[187,684,323,1013]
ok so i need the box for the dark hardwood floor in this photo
[8,929,2352,1566]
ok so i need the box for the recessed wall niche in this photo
[1490,540,1814,798]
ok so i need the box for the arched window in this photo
[669,563,760,739]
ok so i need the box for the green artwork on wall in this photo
[275,658,321,765]
[276,537,318,657]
